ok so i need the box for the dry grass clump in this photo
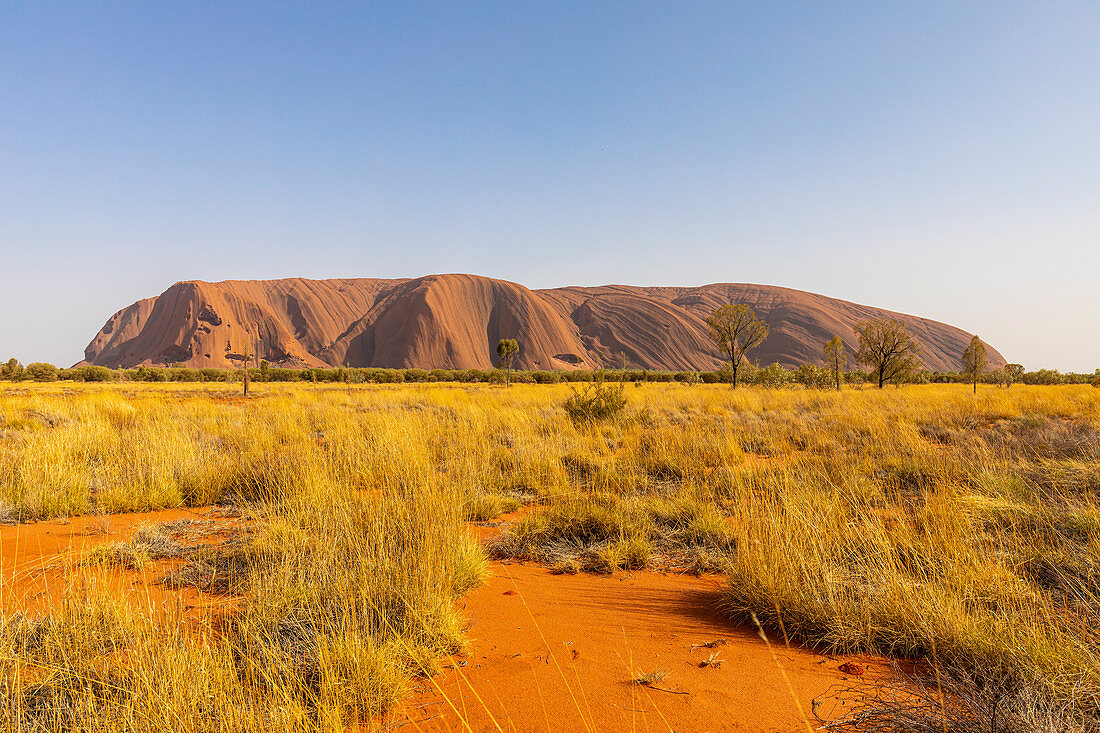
[490,494,736,573]
[162,541,264,594]
[80,542,149,571]
[82,519,245,575]
[489,496,644,572]
[980,415,1100,461]
[462,490,522,521]
[631,668,671,686]
[818,663,1093,732]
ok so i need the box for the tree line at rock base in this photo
[2,358,1097,388]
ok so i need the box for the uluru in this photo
[81,274,1005,372]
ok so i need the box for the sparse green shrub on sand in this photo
[563,374,627,423]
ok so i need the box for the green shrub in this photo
[168,368,202,382]
[1024,369,1067,386]
[130,366,168,382]
[64,365,116,382]
[24,362,58,382]
[0,358,22,380]
[794,364,832,389]
[403,369,431,383]
[563,377,627,423]
[751,363,793,388]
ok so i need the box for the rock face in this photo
[82,274,1006,371]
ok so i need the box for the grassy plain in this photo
[0,381,1098,730]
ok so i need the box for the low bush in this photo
[563,377,627,423]
[23,362,58,382]
[491,495,735,573]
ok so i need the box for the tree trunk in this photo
[878,369,885,389]
[243,368,250,396]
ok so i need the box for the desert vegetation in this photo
[854,318,924,389]
[1,380,1099,730]
[704,303,769,387]
[495,338,519,385]
[7,356,1097,388]
[0,383,487,730]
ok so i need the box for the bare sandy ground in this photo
[384,521,887,733]
[0,508,244,617]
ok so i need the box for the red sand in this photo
[0,507,244,616]
[386,559,886,732]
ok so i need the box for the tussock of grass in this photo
[490,494,736,573]
[128,520,210,559]
[462,491,522,522]
[631,668,670,686]
[163,542,264,594]
[551,558,581,574]
[80,542,149,571]
[820,662,1092,732]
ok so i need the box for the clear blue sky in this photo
[1,2,1097,370]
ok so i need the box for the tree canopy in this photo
[961,335,988,393]
[705,304,768,388]
[823,337,846,390]
[496,338,519,385]
[854,319,922,389]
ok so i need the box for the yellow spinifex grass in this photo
[0,380,1098,729]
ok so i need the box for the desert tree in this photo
[1004,363,1024,388]
[961,335,988,394]
[1,358,22,381]
[823,337,847,390]
[496,338,519,385]
[854,319,922,389]
[226,337,253,396]
[705,304,769,388]
[226,353,251,394]
[24,362,58,382]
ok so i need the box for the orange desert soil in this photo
[0,507,244,617]
[1,509,890,731]
[383,521,888,733]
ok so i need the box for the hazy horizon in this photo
[2,3,1098,371]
